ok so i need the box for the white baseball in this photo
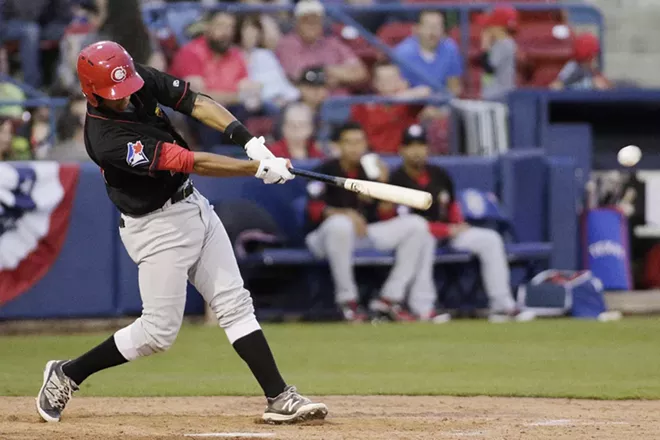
[617,145,642,167]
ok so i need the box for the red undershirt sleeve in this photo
[156,142,195,174]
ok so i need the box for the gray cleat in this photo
[262,385,328,424]
[36,360,78,422]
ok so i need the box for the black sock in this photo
[62,335,128,385]
[232,330,287,399]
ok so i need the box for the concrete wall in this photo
[584,0,660,87]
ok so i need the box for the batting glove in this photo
[256,158,295,184]
[245,136,276,161]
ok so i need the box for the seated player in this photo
[389,124,536,323]
[304,121,448,323]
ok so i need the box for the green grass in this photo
[2,318,660,399]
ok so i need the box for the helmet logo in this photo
[111,66,127,83]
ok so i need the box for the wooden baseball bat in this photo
[290,168,433,211]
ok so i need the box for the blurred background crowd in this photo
[0,0,611,164]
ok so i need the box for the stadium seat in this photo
[529,63,564,87]
[516,22,574,63]
[376,22,414,47]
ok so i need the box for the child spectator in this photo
[236,14,300,110]
[270,102,324,159]
[480,6,519,100]
[551,33,611,91]
[276,0,368,93]
[351,61,430,155]
[0,117,31,160]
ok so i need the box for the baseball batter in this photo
[35,41,327,424]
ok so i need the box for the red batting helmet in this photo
[77,41,144,107]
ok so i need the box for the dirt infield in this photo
[1,396,658,440]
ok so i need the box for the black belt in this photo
[119,181,194,228]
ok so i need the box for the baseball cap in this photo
[401,124,427,146]
[298,67,327,86]
[294,0,325,17]
[484,6,519,30]
[573,33,600,62]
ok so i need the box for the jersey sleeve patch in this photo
[126,141,150,167]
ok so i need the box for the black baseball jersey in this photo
[84,64,197,216]
[306,159,380,231]
[389,164,455,222]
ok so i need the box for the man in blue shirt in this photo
[393,10,463,96]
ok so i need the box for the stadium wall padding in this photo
[1,157,575,319]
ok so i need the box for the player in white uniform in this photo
[35,41,327,425]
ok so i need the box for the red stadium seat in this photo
[529,63,564,87]
[516,22,574,63]
[376,22,414,47]
[331,24,382,67]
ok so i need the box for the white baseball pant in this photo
[305,214,437,317]
[114,186,260,360]
[450,226,516,313]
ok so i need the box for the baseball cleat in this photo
[262,386,328,424]
[36,360,78,422]
[488,308,537,323]
[369,298,416,322]
[338,300,368,322]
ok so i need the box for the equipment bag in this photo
[517,270,607,318]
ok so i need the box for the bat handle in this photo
[290,167,346,187]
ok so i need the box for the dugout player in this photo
[35,41,327,424]
[389,124,536,323]
[304,121,448,323]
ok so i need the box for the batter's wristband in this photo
[225,121,253,148]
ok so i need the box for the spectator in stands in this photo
[393,10,463,96]
[388,124,536,323]
[351,60,432,155]
[170,11,249,109]
[550,33,611,91]
[238,0,284,50]
[48,98,88,161]
[304,121,446,323]
[480,6,519,101]
[270,102,323,159]
[0,117,31,160]
[236,15,300,110]
[170,11,268,146]
[81,0,167,71]
[0,0,72,88]
[296,66,329,126]
[276,0,368,93]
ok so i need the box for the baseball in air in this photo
[617,145,642,167]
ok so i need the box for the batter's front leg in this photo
[188,197,328,424]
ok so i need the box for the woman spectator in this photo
[270,102,324,159]
[82,0,166,70]
[236,14,300,110]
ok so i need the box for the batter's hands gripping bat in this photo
[290,168,433,211]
